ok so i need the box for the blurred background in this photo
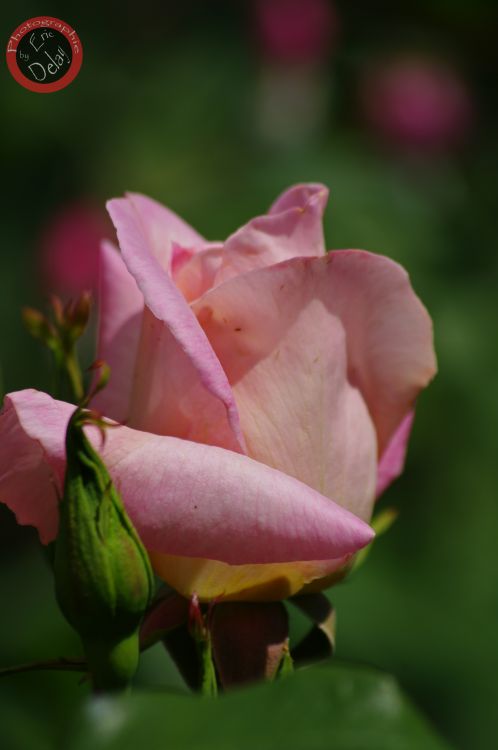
[1,1,497,748]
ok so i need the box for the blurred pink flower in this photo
[39,202,111,297]
[360,56,474,152]
[254,0,337,64]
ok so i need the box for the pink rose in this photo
[0,184,436,601]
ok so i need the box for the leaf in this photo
[68,662,450,750]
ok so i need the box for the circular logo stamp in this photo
[6,16,82,93]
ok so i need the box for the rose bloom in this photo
[0,184,436,601]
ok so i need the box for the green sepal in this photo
[198,636,218,697]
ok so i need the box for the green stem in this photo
[0,657,86,678]
[64,349,85,403]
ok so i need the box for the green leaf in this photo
[68,663,450,750]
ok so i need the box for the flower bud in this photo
[60,292,92,344]
[54,408,154,691]
[22,293,93,402]
[22,308,57,350]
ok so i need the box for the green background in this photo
[1,2,497,748]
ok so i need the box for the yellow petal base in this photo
[149,552,349,602]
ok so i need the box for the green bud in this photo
[22,294,92,403]
[22,308,58,350]
[61,292,92,343]
[54,408,155,691]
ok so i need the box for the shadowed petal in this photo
[149,553,350,602]
[211,601,289,686]
[376,411,415,497]
[92,240,143,423]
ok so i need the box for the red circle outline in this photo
[6,16,83,93]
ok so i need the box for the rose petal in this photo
[124,193,204,273]
[194,255,378,521]
[0,390,374,566]
[215,183,328,283]
[149,553,349,602]
[0,390,67,543]
[92,241,143,423]
[376,410,415,497]
[316,250,436,456]
[173,243,224,302]
[107,197,245,452]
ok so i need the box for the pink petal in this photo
[0,390,374,564]
[268,182,328,218]
[124,193,204,273]
[173,242,224,302]
[107,197,245,452]
[92,241,143,423]
[318,250,437,456]
[193,255,378,522]
[170,243,195,277]
[0,391,68,543]
[376,410,415,497]
[215,183,328,284]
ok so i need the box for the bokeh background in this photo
[1,2,497,748]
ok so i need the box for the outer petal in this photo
[194,255,379,522]
[315,250,437,456]
[376,410,415,497]
[0,390,374,567]
[0,392,68,543]
[92,241,143,423]
[215,183,328,283]
[107,197,245,453]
